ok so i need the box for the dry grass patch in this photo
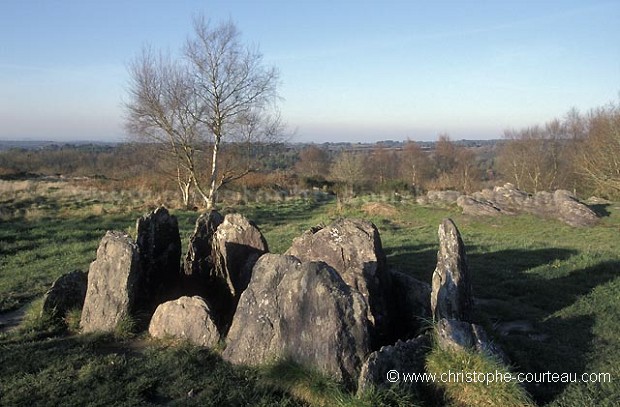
[361,202,399,218]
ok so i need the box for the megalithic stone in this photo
[431,218,473,322]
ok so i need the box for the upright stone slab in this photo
[81,231,142,333]
[183,210,224,296]
[135,206,182,314]
[223,254,370,389]
[285,218,392,347]
[431,219,473,322]
[210,213,268,330]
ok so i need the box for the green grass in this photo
[426,340,535,406]
[1,184,620,405]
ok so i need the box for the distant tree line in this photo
[497,102,620,199]
[293,135,490,198]
[1,101,618,204]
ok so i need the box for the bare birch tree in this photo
[125,17,279,209]
[186,18,279,209]
[125,49,203,208]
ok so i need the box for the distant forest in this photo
[1,102,619,206]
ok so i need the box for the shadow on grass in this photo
[589,203,611,218]
[0,334,301,406]
[385,244,618,403]
[384,244,437,282]
[234,196,335,226]
[468,250,618,403]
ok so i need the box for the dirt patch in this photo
[361,202,398,217]
[0,304,29,333]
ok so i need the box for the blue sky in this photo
[1,0,618,142]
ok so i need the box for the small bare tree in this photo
[186,18,279,209]
[399,140,432,193]
[497,124,568,193]
[126,18,280,209]
[125,49,203,208]
[578,104,620,198]
[330,151,367,206]
[294,145,331,179]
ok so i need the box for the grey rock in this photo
[357,334,430,394]
[554,190,598,227]
[389,270,431,340]
[81,231,142,333]
[425,190,462,205]
[431,219,473,322]
[436,318,507,363]
[285,218,391,347]
[41,270,87,319]
[135,206,182,314]
[463,183,598,227]
[211,213,268,330]
[183,210,224,295]
[149,296,220,347]
[212,213,269,298]
[223,254,370,389]
[456,195,502,217]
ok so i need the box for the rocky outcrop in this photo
[210,213,269,330]
[41,270,87,318]
[389,270,431,340]
[456,195,502,217]
[223,254,370,389]
[285,218,392,347]
[135,206,182,314]
[464,184,598,227]
[417,190,461,205]
[149,296,220,347]
[431,219,473,322]
[81,231,142,333]
[554,190,599,227]
[357,334,430,393]
[421,184,598,227]
[183,210,224,295]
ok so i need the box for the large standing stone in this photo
[149,296,220,347]
[431,219,473,322]
[210,213,268,330]
[285,218,391,347]
[223,254,370,389]
[183,210,224,296]
[81,231,142,333]
[135,206,182,314]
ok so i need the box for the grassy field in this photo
[1,180,619,405]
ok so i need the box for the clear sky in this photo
[1,0,618,143]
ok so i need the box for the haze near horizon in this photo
[1,0,618,143]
